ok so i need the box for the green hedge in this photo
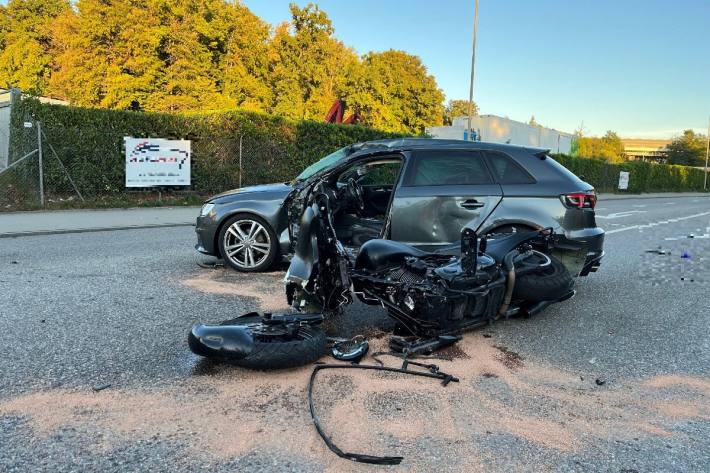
[552,154,707,193]
[8,98,405,202]
[5,99,707,211]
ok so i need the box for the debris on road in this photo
[308,359,460,465]
[645,247,670,255]
[92,383,112,392]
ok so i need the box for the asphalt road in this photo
[0,195,708,472]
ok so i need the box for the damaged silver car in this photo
[195,138,605,274]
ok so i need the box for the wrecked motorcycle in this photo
[189,186,581,369]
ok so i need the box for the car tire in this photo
[218,213,278,272]
[219,315,326,370]
[513,255,573,302]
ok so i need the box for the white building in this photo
[427,114,574,154]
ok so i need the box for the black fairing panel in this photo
[287,205,320,283]
[188,324,255,359]
[355,239,429,272]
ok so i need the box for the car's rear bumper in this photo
[570,228,605,276]
[580,249,604,276]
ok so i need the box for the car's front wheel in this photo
[218,214,278,272]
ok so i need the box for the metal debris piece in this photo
[308,362,459,465]
[197,259,225,269]
[645,248,669,255]
[92,383,112,392]
[595,378,606,386]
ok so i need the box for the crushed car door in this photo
[388,149,502,250]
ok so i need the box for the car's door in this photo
[389,149,503,250]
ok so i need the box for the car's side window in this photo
[338,160,401,186]
[403,150,492,186]
[485,152,536,184]
[358,162,401,186]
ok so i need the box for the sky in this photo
[243,0,710,138]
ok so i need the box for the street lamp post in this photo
[467,0,479,141]
[705,115,709,190]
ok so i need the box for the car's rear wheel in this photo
[219,214,278,272]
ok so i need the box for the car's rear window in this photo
[404,150,492,186]
[485,152,535,184]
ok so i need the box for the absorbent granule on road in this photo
[1,332,708,472]
[180,267,289,313]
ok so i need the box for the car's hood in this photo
[208,182,293,202]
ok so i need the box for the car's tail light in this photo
[561,191,597,209]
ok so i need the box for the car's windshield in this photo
[295,146,351,181]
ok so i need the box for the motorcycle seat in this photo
[355,239,430,272]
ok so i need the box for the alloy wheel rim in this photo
[224,219,271,269]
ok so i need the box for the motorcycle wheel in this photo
[513,255,572,302]
[214,315,327,369]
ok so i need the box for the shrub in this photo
[9,98,406,200]
[552,154,707,193]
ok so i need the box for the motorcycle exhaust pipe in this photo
[498,250,518,317]
[188,324,255,360]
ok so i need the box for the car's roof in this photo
[353,137,550,155]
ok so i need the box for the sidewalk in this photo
[598,192,709,201]
[1,192,707,238]
[0,206,199,238]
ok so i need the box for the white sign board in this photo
[618,171,630,190]
[125,137,191,187]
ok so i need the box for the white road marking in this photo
[664,202,676,205]
[606,211,710,234]
[596,210,647,219]
[632,204,647,208]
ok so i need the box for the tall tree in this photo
[345,50,444,134]
[576,130,626,163]
[222,3,272,111]
[444,99,478,125]
[0,0,70,93]
[49,0,163,108]
[267,3,358,120]
[666,130,707,167]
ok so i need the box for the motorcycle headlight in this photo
[200,203,215,217]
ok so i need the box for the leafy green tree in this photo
[0,0,70,93]
[49,0,163,108]
[444,99,478,125]
[345,49,444,134]
[666,130,707,167]
[6,0,447,132]
[529,115,540,127]
[577,130,626,163]
[222,3,272,111]
[267,3,358,120]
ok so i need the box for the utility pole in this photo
[705,115,709,190]
[467,0,479,142]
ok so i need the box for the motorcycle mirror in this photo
[460,227,478,273]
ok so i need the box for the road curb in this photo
[0,222,195,238]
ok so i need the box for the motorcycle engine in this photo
[386,257,430,285]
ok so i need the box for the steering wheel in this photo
[346,178,365,211]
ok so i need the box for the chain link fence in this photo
[0,122,297,211]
